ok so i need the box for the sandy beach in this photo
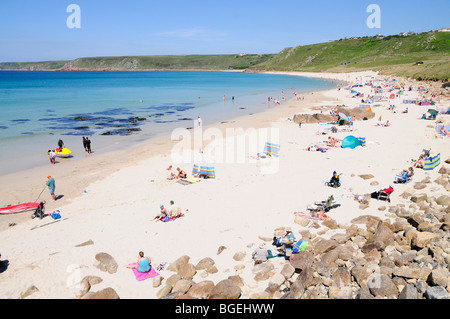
[0,70,449,299]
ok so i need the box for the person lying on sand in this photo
[440,125,450,136]
[327,137,340,147]
[306,145,328,152]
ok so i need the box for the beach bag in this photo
[51,211,61,219]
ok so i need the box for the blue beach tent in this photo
[341,136,362,149]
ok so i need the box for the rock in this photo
[75,239,94,247]
[393,266,432,281]
[228,275,245,287]
[250,291,271,299]
[332,267,352,288]
[398,284,418,299]
[294,215,310,227]
[153,276,163,288]
[312,238,339,255]
[233,251,246,261]
[411,231,441,249]
[410,193,428,203]
[20,285,39,299]
[177,263,196,279]
[362,224,395,253]
[209,279,241,299]
[427,268,449,287]
[280,264,295,280]
[82,287,119,299]
[435,195,450,206]
[94,252,118,274]
[424,286,450,299]
[75,275,103,298]
[355,287,373,299]
[157,285,172,299]
[413,183,427,190]
[195,257,215,270]
[217,246,227,255]
[290,251,314,271]
[186,281,215,298]
[351,266,370,288]
[172,279,193,294]
[367,273,398,298]
[269,273,286,287]
[166,274,182,287]
[359,174,374,180]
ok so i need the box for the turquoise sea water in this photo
[0,71,338,175]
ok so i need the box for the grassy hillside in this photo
[1,31,448,80]
[0,54,274,71]
[251,31,450,81]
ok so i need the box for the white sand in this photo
[0,70,448,299]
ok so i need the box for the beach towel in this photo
[128,263,159,281]
[436,125,450,134]
[295,211,329,221]
[424,153,440,171]
[192,164,216,179]
[159,214,184,223]
[293,241,309,253]
[263,142,280,157]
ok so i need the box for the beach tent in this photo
[192,164,216,179]
[263,142,280,157]
[424,153,440,171]
[341,136,362,149]
[427,109,438,116]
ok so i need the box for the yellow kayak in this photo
[54,147,72,158]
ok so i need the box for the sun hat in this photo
[286,227,292,232]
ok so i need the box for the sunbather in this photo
[371,185,394,199]
[440,125,450,136]
[412,155,425,168]
[393,169,409,183]
[126,251,152,273]
[153,205,168,221]
[176,167,187,179]
[166,165,176,180]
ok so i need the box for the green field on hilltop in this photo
[1,31,449,81]
[251,31,450,81]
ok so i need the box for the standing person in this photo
[48,150,56,164]
[283,227,296,264]
[46,175,56,201]
[197,116,202,127]
[85,137,92,153]
[57,138,64,150]
[82,137,87,152]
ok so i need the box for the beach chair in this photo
[376,192,391,203]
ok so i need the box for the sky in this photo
[0,0,449,62]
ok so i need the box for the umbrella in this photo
[427,109,438,116]
[338,113,350,123]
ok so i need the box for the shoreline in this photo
[1,70,448,299]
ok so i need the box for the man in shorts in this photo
[46,175,56,201]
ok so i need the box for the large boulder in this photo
[209,279,241,299]
[94,253,118,274]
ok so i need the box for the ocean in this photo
[0,70,338,175]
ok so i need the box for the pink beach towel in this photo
[128,263,160,281]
